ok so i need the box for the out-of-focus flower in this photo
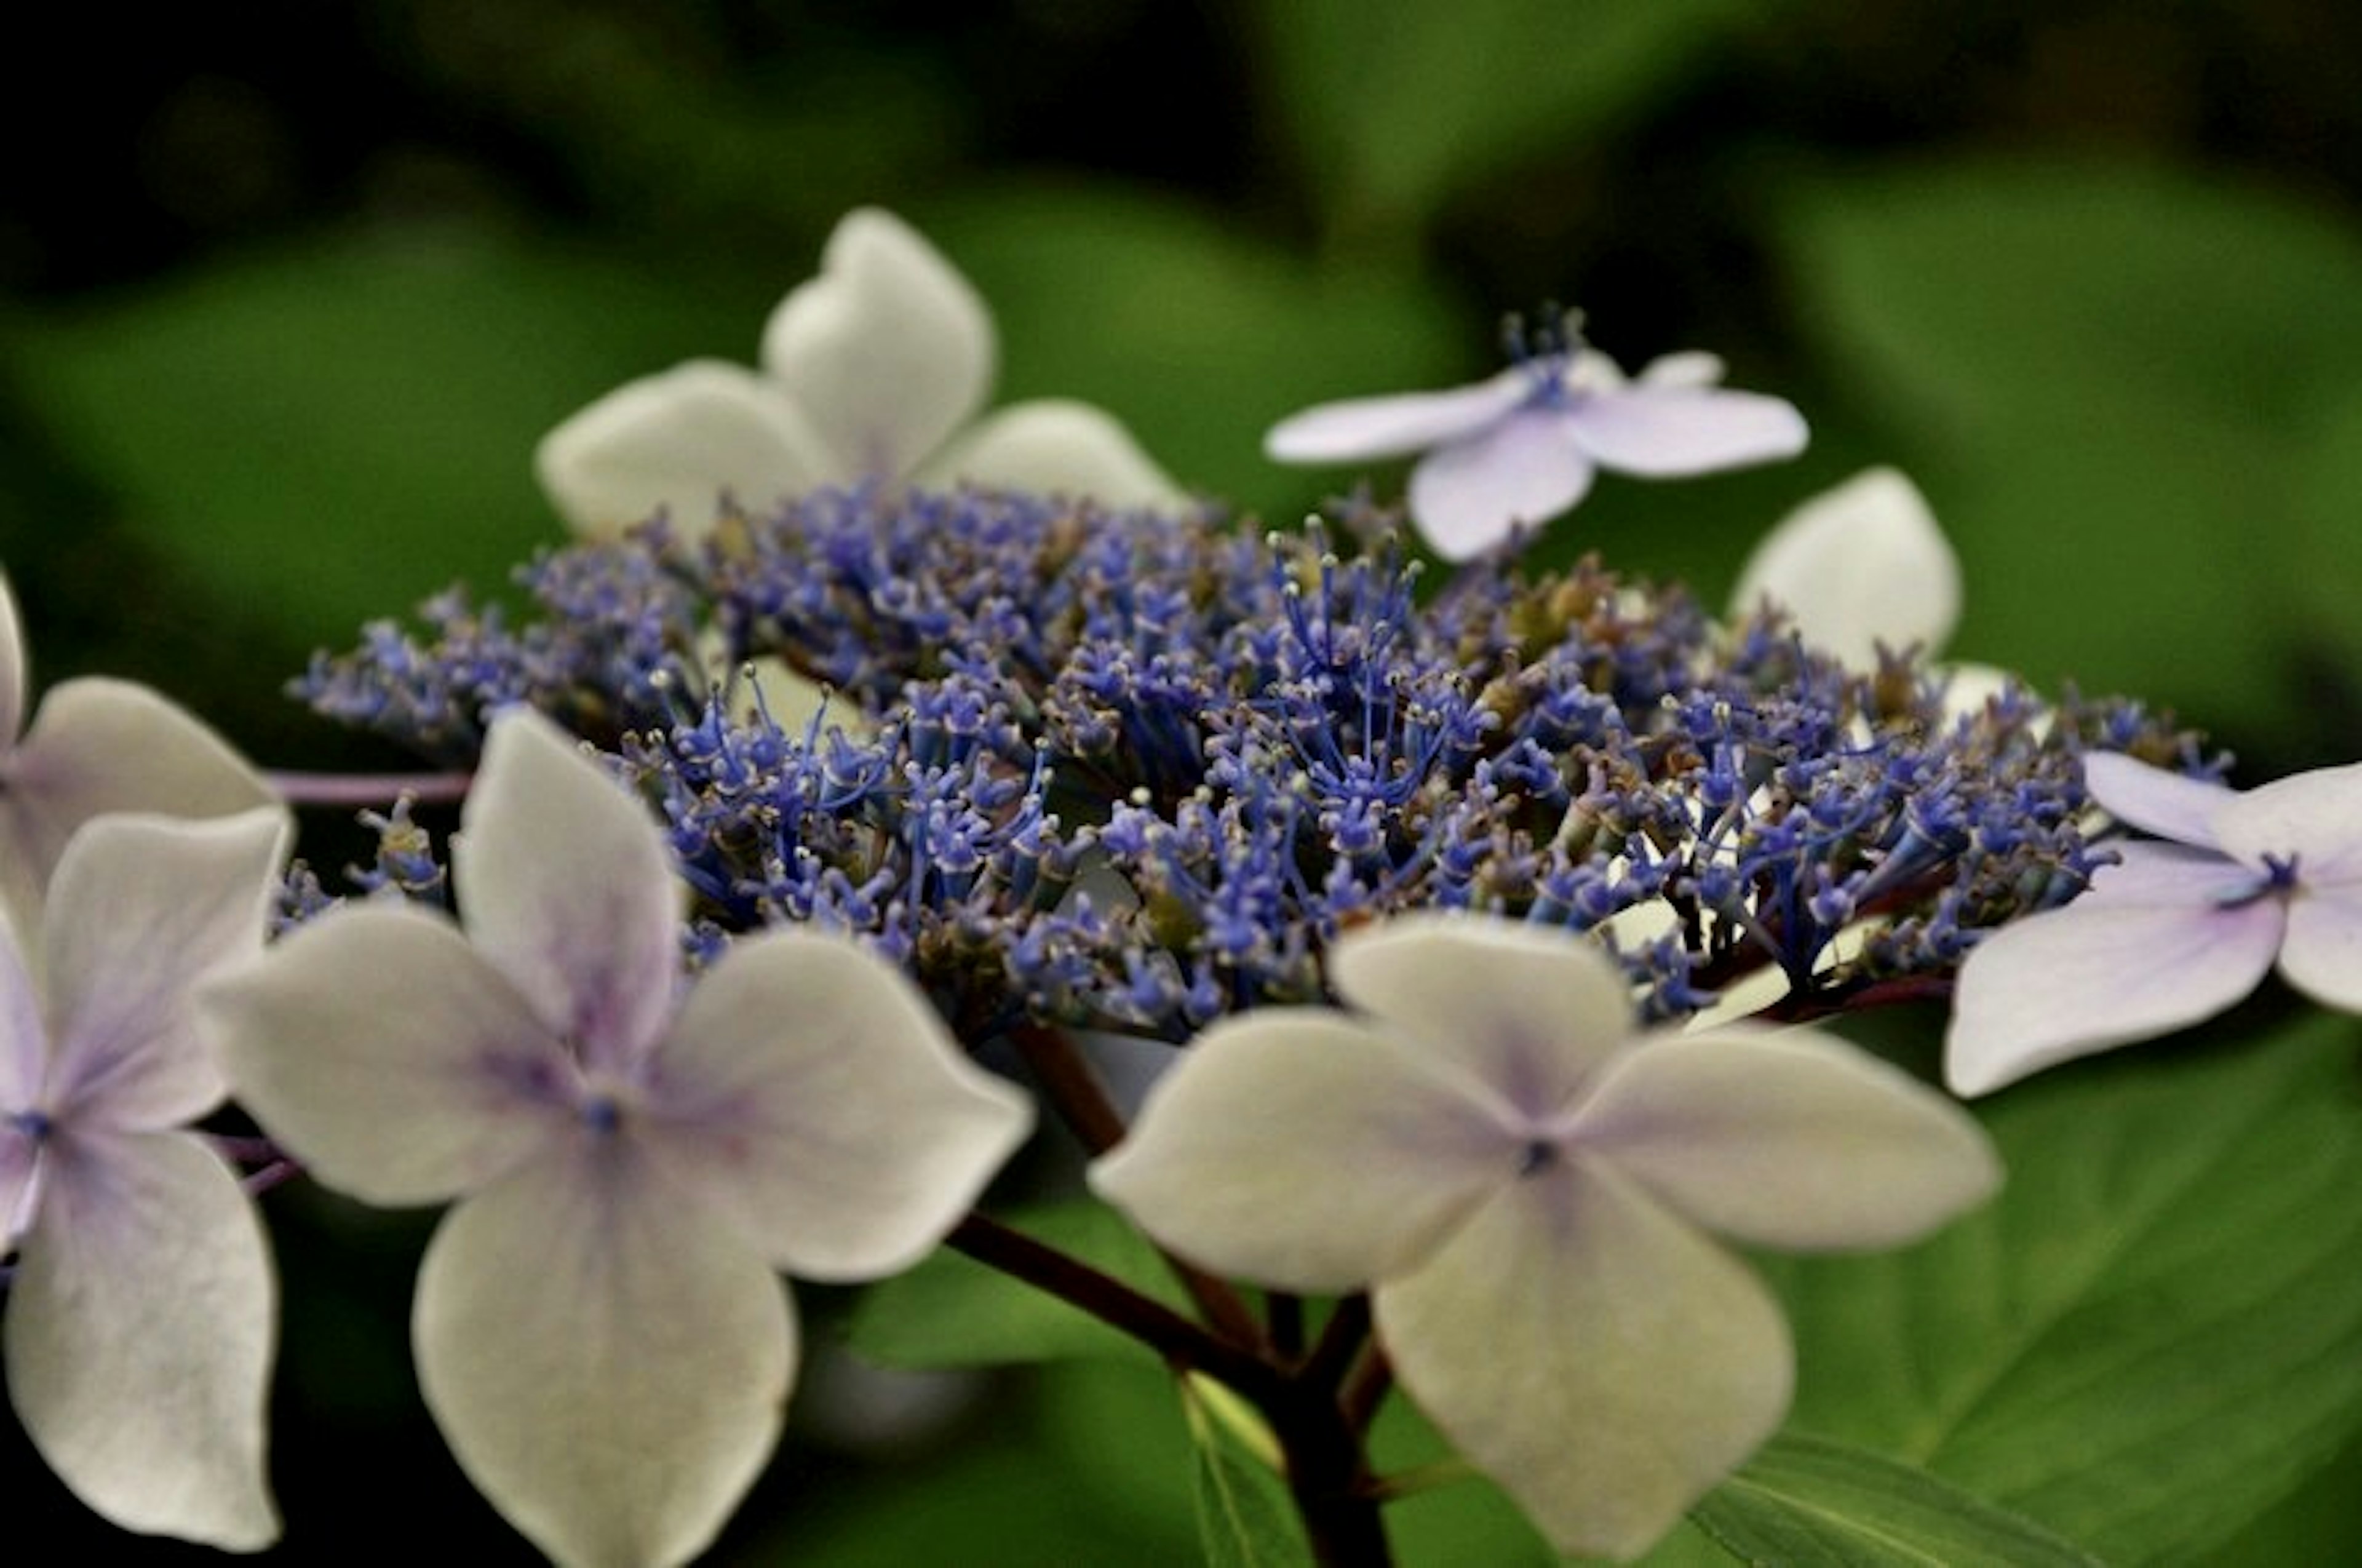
[1946,752,2362,1096]
[0,567,274,944]
[535,208,1183,537]
[1730,468,1961,669]
[1263,312,1805,562]
[203,709,1033,1567]
[1092,913,2000,1560]
[0,807,289,1549]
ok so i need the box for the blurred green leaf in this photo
[1690,1433,2103,1566]
[1780,157,2362,752]
[924,183,1468,521]
[1183,1375,1311,1567]
[1764,1007,2362,1562]
[846,1198,1187,1369]
[1255,0,1778,245]
[6,233,762,647]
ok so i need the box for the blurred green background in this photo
[7,1,2362,1561]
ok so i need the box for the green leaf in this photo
[1766,1006,2362,1562]
[1778,157,2362,750]
[1183,1374,1313,1568]
[1690,1432,2103,1567]
[846,1196,1193,1368]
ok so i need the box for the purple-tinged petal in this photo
[760,207,995,481]
[2083,752,2238,850]
[0,917,44,1115]
[455,711,683,1077]
[7,1127,277,1550]
[1944,860,2283,1096]
[1375,1160,1791,1561]
[643,929,1032,1282]
[1406,407,1595,562]
[2278,884,2362,1011]
[1563,387,1808,477]
[1730,468,1960,666]
[2216,761,2362,881]
[0,1121,38,1241]
[916,398,1187,512]
[42,809,288,1129]
[202,904,574,1205]
[533,360,840,539]
[1090,1009,1512,1294]
[414,1142,792,1568]
[1263,369,1531,464]
[0,677,274,944]
[1573,1027,2000,1251]
[1327,915,1636,1115]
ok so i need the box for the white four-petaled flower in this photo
[1263,323,1805,563]
[201,710,1033,1568]
[1946,751,2362,1096]
[0,806,290,1549]
[535,207,1185,538]
[1089,914,1999,1561]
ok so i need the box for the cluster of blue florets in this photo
[295,484,2210,1036]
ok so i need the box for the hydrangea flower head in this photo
[1263,309,1807,562]
[0,806,290,1548]
[1091,913,2000,1559]
[535,207,1183,537]
[201,708,1033,1567]
[0,565,275,942]
[1946,752,2362,1096]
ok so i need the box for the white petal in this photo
[1407,407,1596,561]
[533,360,841,539]
[760,207,994,481]
[2083,752,2238,850]
[643,928,1033,1281]
[0,915,46,1116]
[1263,369,1532,464]
[1574,1027,2000,1250]
[0,567,24,750]
[1943,853,2284,1096]
[0,677,274,944]
[1327,914,1637,1115]
[2216,760,2362,881]
[915,398,1187,511]
[202,904,573,1204]
[1637,350,1726,389]
[1729,468,1960,666]
[1564,387,1809,477]
[456,712,683,1077]
[2279,883,2362,1011]
[1376,1160,1792,1561]
[42,809,288,1128]
[7,1128,277,1550]
[1089,1009,1513,1293]
[415,1142,793,1568]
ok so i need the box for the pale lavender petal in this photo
[202,904,574,1205]
[7,1128,277,1549]
[414,1143,792,1568]
[0,918,44,1114]
[760,207,994,480]
[1944,869,2284,1096]
[0,1121,38,1241]
[1375,1161,1791,1560]
[1573,1028,2001,1250]
[1563,387,1808,477]
[42,809,288,1128]
[2083,752,2238,850]
[533,360,840,538]
[1263,369,1531,464]
[455,711,683,1077]
[0,567,23,750]
[1326,915,1636,1115]
[1406,407,1595,562]
[1090,1009,1513,1294]
[0,676,274,943]
[644,929,1033,1282]
[2278,884,2362,1011]
[915,398,1187,511]
[1729,468,1960,666]
[2216,760,2362,882]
